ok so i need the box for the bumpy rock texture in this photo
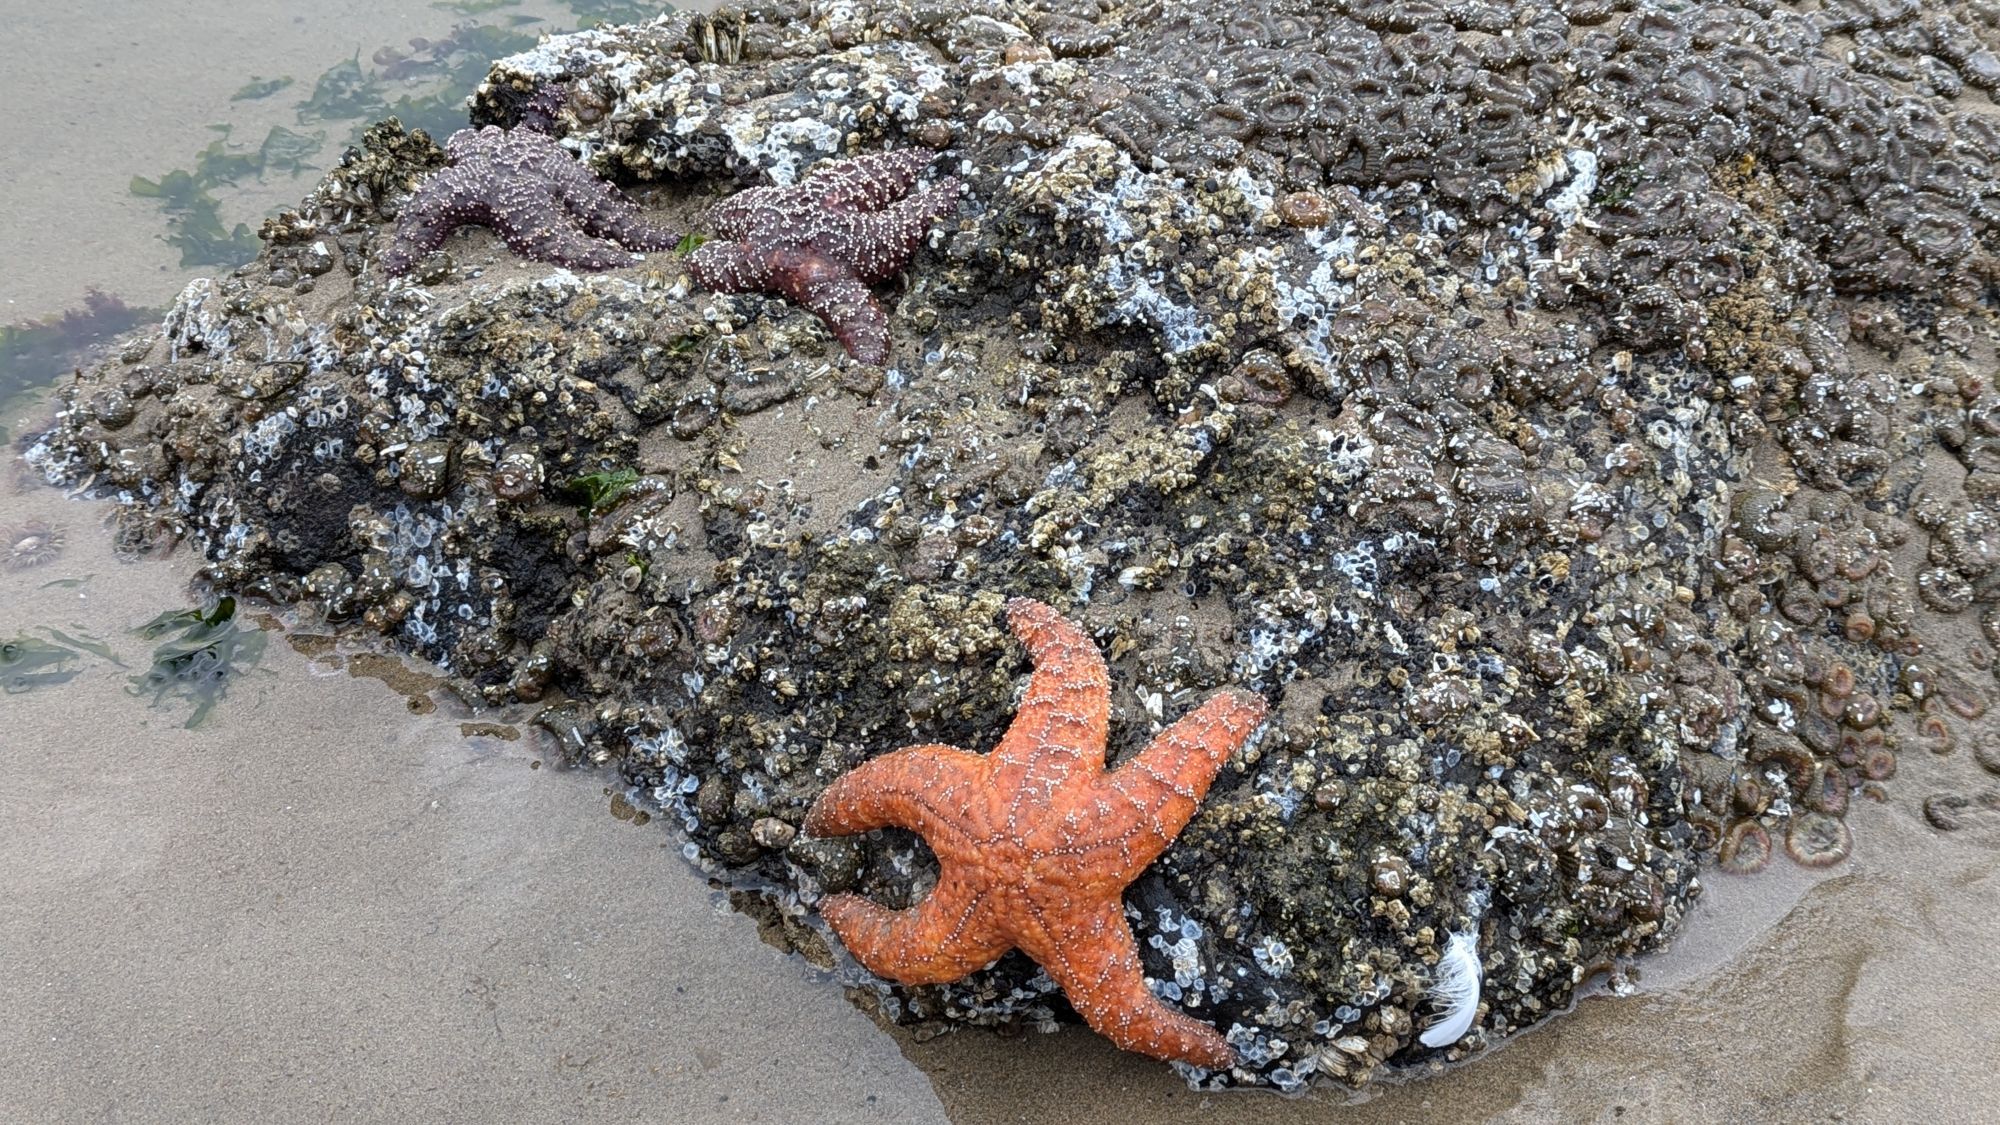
[26,0,2000,1092]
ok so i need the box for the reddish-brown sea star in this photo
[687,148,961,365]
[379,115,676,276]
[804,597,1268,1068]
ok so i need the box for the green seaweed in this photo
[41,626,123,665]
[565,467,640,511]
[258,126,329,175]
[186,126,266,186]
[298,54,386,122]
[0,291,153,416]
[299,23,541,142]
[674,231,708,255]
[231,75,296,101]
[433,0,527,13]
[129,597,268,728]
[0,635,84,694]
[566,0,671,28]
[130,125,327,267]
[127,167,258,267]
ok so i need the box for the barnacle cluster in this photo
[24,0,2000,1092]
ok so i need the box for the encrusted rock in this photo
[25,0,2000,1094]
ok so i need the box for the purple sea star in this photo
[688,148,962,365]
[380,114,676,276]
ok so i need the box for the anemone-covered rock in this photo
[27,0,2000,1092]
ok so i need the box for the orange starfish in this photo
[803,597,1268,1069]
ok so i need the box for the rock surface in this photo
[26,0,2000,1091]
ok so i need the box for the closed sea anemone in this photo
[1860,746,1898,781]
[5,521,66,571]
[1717,819,1773,875]
[1976,734,2000,777]
[1784,810,1853,868]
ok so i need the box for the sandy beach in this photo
[5,3,2000,1122]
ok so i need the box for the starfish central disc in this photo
[804,597,1268,1069]
[687,147,961,365]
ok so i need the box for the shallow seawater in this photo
[3,4,1998,1123]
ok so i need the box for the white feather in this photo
[1418,929,1482,1048]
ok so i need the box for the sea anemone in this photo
[1417,929,1482,1049]
[1976,734,2000,777]
[1804,760,1850,816]
[4,521,65,570]
[1918,714,1954,755]
[1860,746,1898,781]
[1924,793,1972,832]
[1784,810,1853,868]
[1717,819,1773,875]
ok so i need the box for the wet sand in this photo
[0,488,949,1124]
[5,2,2000,1122]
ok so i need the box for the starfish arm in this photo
[820,866,1010,985]
[554,170,678,252]
[593,209,679,252]
[816,147,939,212]
[1090,690,1268,879]
[443,126,492,162]
[381,180,479,275]
[493,215,642,271]
[1024,896,1235,1069]
[704,186,781,239]
[802,743,988,844]
[769,250,891,366]
[845,178,964,284]
[686,240,773,292]
[993,598,1110,776]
